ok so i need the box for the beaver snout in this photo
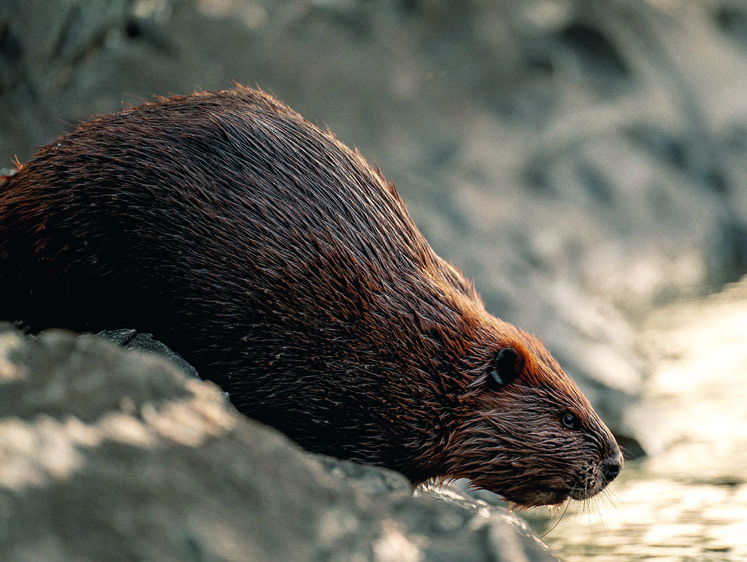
[567,448,623,503]
[601,451,623,485]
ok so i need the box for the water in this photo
[526,277,747,561]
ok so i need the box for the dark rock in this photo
[0,324,558,561]
[97,328,201,380]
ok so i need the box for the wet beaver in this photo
[0,86,621,506]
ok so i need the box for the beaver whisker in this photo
[540,496,573,537]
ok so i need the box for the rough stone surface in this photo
[98,328,201,380]
[0,325,557,561]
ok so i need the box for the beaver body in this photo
[0,86,620,506]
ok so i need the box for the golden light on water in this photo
[529,277,747,561]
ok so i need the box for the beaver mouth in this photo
[504,475,613,508]
[480,456,623,507]
[503,487,572,508]
[569,485,602,502]
[518,452,623,506]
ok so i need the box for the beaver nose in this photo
[601,451,623,483]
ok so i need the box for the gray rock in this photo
[0,324,557,561]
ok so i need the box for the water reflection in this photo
[526,277,747,561]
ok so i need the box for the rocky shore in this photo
[1,1,745,558]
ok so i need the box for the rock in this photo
[97,328,201,380]
[0,324,558,561]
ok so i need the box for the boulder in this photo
[0,325,557,561]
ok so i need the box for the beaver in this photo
[0,86,621,507]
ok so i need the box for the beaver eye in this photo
[561,412,581,430]
[487,347,523,391]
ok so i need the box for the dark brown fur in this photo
[0,86,621,506]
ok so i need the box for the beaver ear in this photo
[487,348,524,391]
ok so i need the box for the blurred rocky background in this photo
[1,0,746,559]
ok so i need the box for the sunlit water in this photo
[525,277,747,561]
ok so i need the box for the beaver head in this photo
[441,330,622,507]
[0,86,621,507]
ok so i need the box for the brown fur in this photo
[0,86,621,506]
